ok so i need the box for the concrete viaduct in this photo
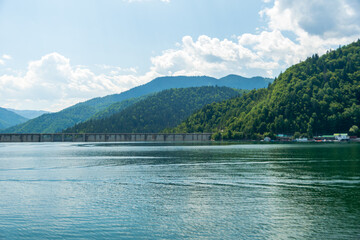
[0,133,212,142]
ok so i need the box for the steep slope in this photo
[171,40,360,139]
[0,107,29,129]
[3,75,271,133]
[65,86,244,133]
[6,108,49,119]
[89,95,151,120]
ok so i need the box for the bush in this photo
[263,132,275,140]
[212,132,222,141]
[293,132,301,139]
[349,125,359,136]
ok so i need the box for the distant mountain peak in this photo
[0,107,29,130]
[6,108,50,119]
[221,74,245,78]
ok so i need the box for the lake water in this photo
[0,142,359,239]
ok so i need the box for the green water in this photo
[0,142,359,239]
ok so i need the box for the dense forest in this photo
[65,86,244,133]
[170,40,360,139]
[89,95,150,120]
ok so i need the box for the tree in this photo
[349,125,359,137]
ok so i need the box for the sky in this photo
[0,0,360,111]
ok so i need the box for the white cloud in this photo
[94,64,138,75]
[0,54,12,65]
[149,35,276,78]
[147,0,360,79]
[261,0,360,39]
[0,53,155,111]
[2,54,11,60]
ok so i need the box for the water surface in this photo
[0,142,359,239]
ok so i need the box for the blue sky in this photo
[1,0,360,111]
[0,0,265,73]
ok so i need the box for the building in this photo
[334,133,350,141]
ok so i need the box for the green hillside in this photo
[2,75,270,133]
[171,40,360,139]
[0,107,29,129]
[65,86,244,133]
[89,95,150,120]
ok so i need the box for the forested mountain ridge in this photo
[2,75,270,133]
[64,86,244,133]
[0,107,29,130]
[171,40,360,139]
[89,95,151,120]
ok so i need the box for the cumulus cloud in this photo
[0,54,11,65]
[2,54,11,60]
[0,53,157,111]
[259,0,360,56]
[148,0,360,79]
[150,35,277,78]
[261,0,360,39]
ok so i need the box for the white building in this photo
[334,133,350,141]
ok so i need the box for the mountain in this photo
[64,86,244,133]
[2,75,271,133]
[89,95,151,120]
[1,104,100,133]
[6,108,49,119]
[170,40,360,139]
[0,107,29,129]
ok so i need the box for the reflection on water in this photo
[0,142,359,239]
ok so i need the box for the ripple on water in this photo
[0,142,359,239]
